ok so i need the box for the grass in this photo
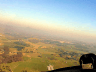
[37,47,55,54]
[0,54,79,72]
[12,57,49,72]
[23,56,29,61]
[36,42,53,48]
[0,37,88,72]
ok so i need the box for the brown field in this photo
[41,46,46,48]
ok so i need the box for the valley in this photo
[0,33,95,72]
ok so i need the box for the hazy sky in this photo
[0,0,96,43]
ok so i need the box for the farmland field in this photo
[0,33,93,72]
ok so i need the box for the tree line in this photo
[0,46,23,64]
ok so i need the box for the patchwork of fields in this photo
[0,34,94,72]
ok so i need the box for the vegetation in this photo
[28,38,39,43]
[0,34,95,72]
[14,41,30,47]
[0,46,23,64]
[14,46,24,51]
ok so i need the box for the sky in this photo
[0,0,96,43]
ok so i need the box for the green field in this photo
[0,35,90,72]
[0,55,79,72]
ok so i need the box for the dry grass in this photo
[25,41,40,49]
[23,53,40,58]
[41,46,46,48]
[36,42,53,48]
[22,53,25,56]
[9,48,17,52]
[0,43,3,46]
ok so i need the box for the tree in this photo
[3,46,9,54]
